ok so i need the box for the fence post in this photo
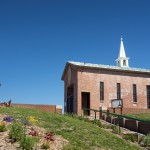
[107,109,109,116]
[136,120,139,132]
[99,107,102,119]
[94,111,96,120]
[82,108,84,117]
[118,116,121,133]
[123,118,126,127]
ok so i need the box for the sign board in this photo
[111,99,123,108]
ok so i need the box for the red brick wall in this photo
[64,65,78,113]
[62,64,150,116]
[12,103,62,114]
[77,68,150,116]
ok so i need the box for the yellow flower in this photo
[27,116,38,124]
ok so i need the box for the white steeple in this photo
[116,37,129,67]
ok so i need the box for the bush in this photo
[20,136,37,150]
[112,124,121,134]
[41,142,50,149]
[101,124,112,129]
[0,123,6,132]
[92,120,102,127]
[142,133,150,147]
[20,118,30,126]
[122,133,138,142]
[9,122,24,142]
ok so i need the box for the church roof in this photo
[69,61,150,73]
[61,61,150,80]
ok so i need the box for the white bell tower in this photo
[116,37,129,67]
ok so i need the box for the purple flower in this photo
[3,116,13,122]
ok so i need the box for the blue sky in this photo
[0,0,150,107]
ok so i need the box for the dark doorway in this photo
[67,85,74,113]
[82,92,90,116]
[147,86,150,108]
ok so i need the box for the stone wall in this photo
[103,115,150,134]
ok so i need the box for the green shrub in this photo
[41,142,50,149]
[20,118,31,126]
[102,124,112,129]
[0,123,6,132]
[122,133,138,142]
[92,120,102,127]
[20,136,37,150]
[9,121,24,142]
[112,124,121,134]
[142,133,150,147]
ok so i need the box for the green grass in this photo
[0,107,142,150]
[126,113,150,122]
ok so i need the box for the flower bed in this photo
[0,114,68,150]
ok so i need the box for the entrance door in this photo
[147,86,150,108]
[66,85,74,113]
[67,95,74,113]
[82,92,90,116]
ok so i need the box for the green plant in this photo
[20,118,30,126]
[101,124,112,129]
[112,124,121,134]
[92,120,102,127]
[0,122,6,132]
[41,142,50,149]
[20,136,37,150]
[142,133,150,147]
[27,116,38,125]
[122,133,138,142]
[9,121,24,142]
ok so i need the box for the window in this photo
[100,82,104,102]
[133,84,137,103]
[147,86,150,108]
[118,61,119,66]
[123,60,126,66]
[117,83,121,99]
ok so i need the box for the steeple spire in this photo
[118,37,126,58]
[116,37,129,67]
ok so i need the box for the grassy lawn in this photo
[126,113,150,122]
[0,106,142,150]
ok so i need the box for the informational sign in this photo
[111,99,123,108]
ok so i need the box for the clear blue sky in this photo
[0,0,150,107]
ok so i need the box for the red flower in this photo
[45,132,54,141]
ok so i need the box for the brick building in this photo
[61,38,150,116]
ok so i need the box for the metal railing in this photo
[82,107,150,124]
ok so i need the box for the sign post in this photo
[111,99,123,114]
